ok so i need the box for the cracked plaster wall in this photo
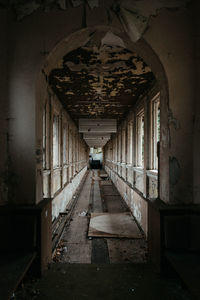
[143,7,195,203]
[0,0,197,204]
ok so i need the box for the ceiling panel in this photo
[49,34,155,125]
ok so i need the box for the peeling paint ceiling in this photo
[49,33,155,124]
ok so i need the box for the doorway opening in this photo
[36,26,169,265]
[89,148,103,169]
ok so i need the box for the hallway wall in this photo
[39,86,88,219]
[104,87,160,235]
[143,8,195,204]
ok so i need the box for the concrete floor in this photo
[16,263,192,300]
[15,170,192,300]
[53,170,147,264]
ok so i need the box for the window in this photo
[43,102,50,170]
[151,94,160,170]
[127,115,133,165]
[136,110,144,167]
[53,114,60,168]
[63,124,68,164]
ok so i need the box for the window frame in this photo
[150,93,160,170]
[62,122,68,165]
[52,113,60,169]
[136,109,145,168]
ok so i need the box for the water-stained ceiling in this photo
[49,33,155,126]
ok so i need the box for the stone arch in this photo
[35,25,169,204]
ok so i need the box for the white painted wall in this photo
[52,166,87,220]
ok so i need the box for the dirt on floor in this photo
[15,263,192,300]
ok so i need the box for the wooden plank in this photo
[88,213,142,238]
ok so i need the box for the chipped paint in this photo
[49,39,155,124]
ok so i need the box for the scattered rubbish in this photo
[53,240,68,262]
[78,211,87,217]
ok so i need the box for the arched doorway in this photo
[36,25,169,263]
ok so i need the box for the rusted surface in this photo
[49,41,155,124]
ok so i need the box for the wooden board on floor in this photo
[88,212,142,238]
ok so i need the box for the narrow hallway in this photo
[53,170,147,264]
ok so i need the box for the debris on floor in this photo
[78,210,87,217]
[53,240,68,262]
